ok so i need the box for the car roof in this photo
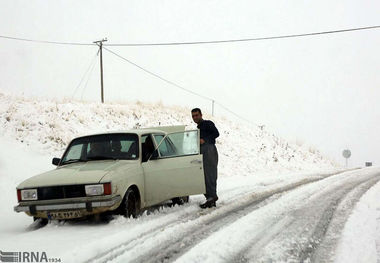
[73,125,187,139]
[75,129,165,138]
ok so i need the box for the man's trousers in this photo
[200,144,219,199]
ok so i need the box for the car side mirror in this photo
[52,157,61,166]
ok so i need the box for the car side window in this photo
[153,135,164,148]
[154,130,199,158]
[154,135,176,157]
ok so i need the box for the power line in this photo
[3,25,377,125]
[104,25,380,46]
[103,46,213,102]
[103,46,259,126]
[0,35,94,46]
[215,101,260,126]
[81,54,99,100]
[1,25,379,47]
[71,50,99,99]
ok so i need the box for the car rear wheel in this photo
[123,189,138,218]
[172,196,189,206]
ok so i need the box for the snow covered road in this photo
[84,168,379,263]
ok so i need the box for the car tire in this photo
[33,217,48,226]
[123,189,139,218]
[172,196,189,206]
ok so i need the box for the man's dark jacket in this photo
[197,120,219,145]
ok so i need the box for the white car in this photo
[14,125,206,222]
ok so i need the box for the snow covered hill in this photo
[3,93,380,263]
[0,92,337,174]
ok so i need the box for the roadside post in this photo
[342,149,351,167]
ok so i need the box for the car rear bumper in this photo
[14,195,122,216]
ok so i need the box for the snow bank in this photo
[334,172,380,263]
[0,92,337,174]
[0,136,52,234]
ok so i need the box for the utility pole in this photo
[93,38,107,103]
[212,100,215,116]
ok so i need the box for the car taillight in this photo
[103,183,112,195]
[17,189,21,202]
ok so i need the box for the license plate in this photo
[48,210,82,219]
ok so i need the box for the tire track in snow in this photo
[87,170,350,263]
[310,176,380,262]
[231,172,380,262]
[82,174,316,262]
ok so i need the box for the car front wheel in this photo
[122,189,138,218]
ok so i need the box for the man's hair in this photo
[191,108,202,114]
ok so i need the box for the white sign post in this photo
[342,149,351,167]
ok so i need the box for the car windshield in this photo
[61,133,139,165]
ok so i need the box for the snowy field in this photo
[1,94,380,262]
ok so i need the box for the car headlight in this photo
[21,189,38,200]
[85,184,104,196]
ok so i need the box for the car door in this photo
[142,130,205,206]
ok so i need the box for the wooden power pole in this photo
[93,38,107,103]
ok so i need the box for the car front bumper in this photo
[14,195,122,219]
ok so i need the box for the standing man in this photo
[191,108,220,208]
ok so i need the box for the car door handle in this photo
[190,159,202,164]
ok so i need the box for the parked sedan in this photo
[14,125,205,222]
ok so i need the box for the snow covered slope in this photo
[6,93,380,263]
[0,92,337,174]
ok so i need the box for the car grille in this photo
[37,185,86,200]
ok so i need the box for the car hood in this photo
[17,160,136,188]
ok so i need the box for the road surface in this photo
[78,168,380,263]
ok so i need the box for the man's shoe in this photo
[200,201,215,209]
[199,197,218,209]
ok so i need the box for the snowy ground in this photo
[1,94,379,262]
[1,136,380,263]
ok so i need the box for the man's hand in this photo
[200,139,205,145]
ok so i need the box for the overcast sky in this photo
[0,0,379,167]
